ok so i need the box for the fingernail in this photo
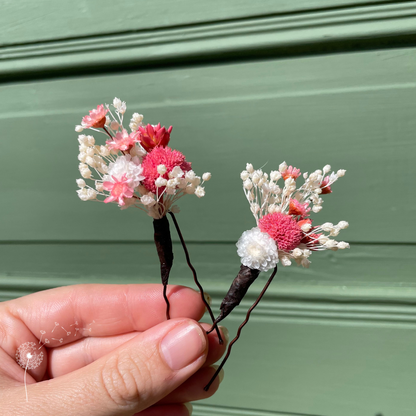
[203,292,212,306]
[161,322,206,370]
[184,402,193,415]
[219,326,229,343]
[211,365,225,384]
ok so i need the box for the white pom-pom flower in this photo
[236,227,279,272]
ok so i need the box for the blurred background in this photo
[1,1,416,415]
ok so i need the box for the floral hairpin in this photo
[205,162,349,389]
[75,98,222,343]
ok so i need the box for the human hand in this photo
[0,284,227,415]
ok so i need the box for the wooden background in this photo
[1,1,416,415]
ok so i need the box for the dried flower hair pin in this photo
[204,162,349,390]
[75,98,222,343]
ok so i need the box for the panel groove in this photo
[2,2,416,81]
[193,403,324,416]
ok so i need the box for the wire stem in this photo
[102,126,113,139]
[168,212,223,345]
[204,265,278,391]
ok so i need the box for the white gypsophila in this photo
[129,113,144,132]
[113,97,126,114]
[77,188,97,201]
[236,227,279,272]
[195,186,205,198]
[105,155,145,188]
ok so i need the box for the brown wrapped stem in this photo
[153,216,174,320]
[207,265,260,332]
[204,265,278,391]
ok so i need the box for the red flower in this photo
[82,104,108,128]
[301,232,321,248]
[320,176,332,194]
[138,123,172,152]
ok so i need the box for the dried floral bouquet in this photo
[75,98,222,343]
[75,99,350,390]
[205,162,349,389]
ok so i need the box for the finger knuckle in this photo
[100,350,153,409]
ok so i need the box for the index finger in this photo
[0,284,206,380]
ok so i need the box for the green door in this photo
[1,1,416,415]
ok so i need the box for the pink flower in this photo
[138,123,172,152]
[258,212,303,251]
[281,166,301,180]
[82,104,108,128]
[103,174,134,206]
[106,129,138,151]
[320,176,332,194]
[141,146,191,193]
[288,199,311,218]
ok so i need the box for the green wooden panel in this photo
[0,0,395,47]
[1,244,416,300]
[1,243,416,415]
[1,48,415,242]
[3,3,416,81]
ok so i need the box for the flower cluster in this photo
[237,162,349,269]
[76,98,210,218]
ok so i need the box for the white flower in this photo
[76,179,86,188]
[337,221,349,229]
[167,178,179,188]
[270,170,281,181]
[141,193,156,206]
[240,170,249,180]
[185,185,195,194]
[236,227,278,272]
[113,97,126,114]
[77,188,97,201]
[337,241,350,249]
[75,125,83,132]
[169,166,184,178]
[300,222,312,232]
[157,164,167,175]
[243,179,253,190]
[185,170,196,181]
[280,256,292,267]
[202,172,212,181]
[129,113,144,131]
[195,186,205,198]
[95,181,104,192]
[155,177,167,188]
[80,168,91,179]
[278,161,287,173]
[106,155,144,188]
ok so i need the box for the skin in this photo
[0,284,227,416]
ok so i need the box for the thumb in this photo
[19,318,208,416]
